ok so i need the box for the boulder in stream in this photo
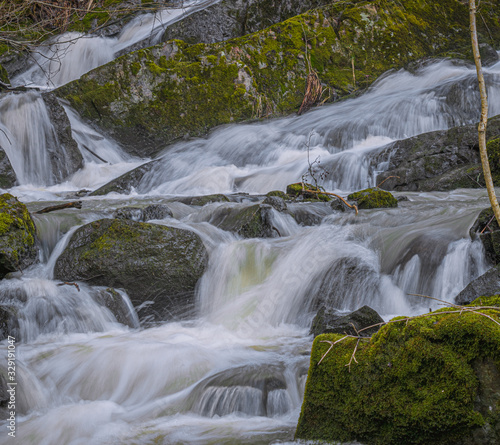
[455,264,500,306]
[53,218,208,323]
[0,149,16,189]
[113,204,173,222]
[347,188,397,209]
[469,207,500,265]
[0,193,39,279]
[296,301,500,444]
[211,204,277,238]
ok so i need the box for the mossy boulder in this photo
[210,204,277,238]
[348,188,397,209]
[57,0,500,157]
[0,194,38,279]
[296,308,500,444]
[286,183,330,202]
[176,194,230,206]
[470,207,500,265]
[53,218,208,322]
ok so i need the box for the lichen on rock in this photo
[347,187,397,209]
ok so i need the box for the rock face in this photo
[310,305,384,338]
[56,0,500,157]
[53,218,208,322]
[162,0,331,45]
[41,93,84,182]
[0,194,38,279]
[0,149,16,189]
[296,300,500,445]
[375,115,500,192]
[347,188,397,209]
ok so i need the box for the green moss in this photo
[469,294,500,308]
[266,190,289,199]
[286,183,330,201]
[0,63,9,85]
[488,138,500,186]
[296,308,500,444]
[348,187,398,209]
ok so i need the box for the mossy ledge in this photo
[57,0,500,157]
[296,303,500,445]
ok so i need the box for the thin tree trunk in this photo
[470,0,500,225]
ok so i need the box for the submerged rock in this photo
[0,194,38,279]
[310,305,384,338]
[176,194,230,206]
[296,303,500,444]
[53,218,208,322]
[113,204,173,221]
[56,0,500,157]
[347,188,397,209]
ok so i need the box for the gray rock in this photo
[176,194,230,206]
[91,287,138,328]
[53,218,208,323]
[0,148,16,189]
[41,93,83,182]
[470,207,500,265]
[479,43,500,67]
[113,204,173,221]
[210,204,277,238]
[455,265,500,305]
[310,305,384,337]
[262,195,287,212]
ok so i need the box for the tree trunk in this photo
[470,0,500,226]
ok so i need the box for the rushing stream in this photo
[0,4,499,444]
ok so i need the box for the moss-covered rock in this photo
[53,218,208,322]
[57,0,500,157]
[210,204,277,238]
[266,190,289,200]
[455,264,500,306]
[296,308,500,444]
[0,193,38,279]
[348,187,397,209]
[286,183,330,202]
[488,137,500,185]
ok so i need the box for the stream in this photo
[0,3,499,444]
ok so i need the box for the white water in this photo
[0,5,498,445]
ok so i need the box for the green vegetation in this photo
[286,183,330,201]
[296,304,500,444]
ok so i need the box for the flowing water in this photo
[0,6,499,444]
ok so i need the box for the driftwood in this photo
[298,70,322,115]
[57,281,80,292]
[35,200,82,214]
[299,182,358,215]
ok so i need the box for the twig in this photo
[346,338,360,372]
[299,183,359,215]
[35,201,82,214]
[376,175,400,189]
[480,214,496,234]
[57,281,80,292]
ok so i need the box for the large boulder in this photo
[53,218,208,322]
[296,304,500,444]
[56,0,500,157]
[210,204,277,238]
[0,148,16,189]
[375,115,500,192]
[0,193,38,278]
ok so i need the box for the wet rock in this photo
[176,194,230,206]
[53,218,208,323]
[454,265,500,305]
[479,43,500,66]
[287,202,332,226]
[0,62,9,87]
[310,305,384,338]
[0,148,16,189]
[113,204,173,222]
[0,305,19,341]
[470,207,500,265]
[90,287,138,328]
[41,93,83,182]
[347,188,397,209]
[0,194,39,279]
[330,197,350,212]
[266,190,288,200]
[90,159,160,196]
[211,204,277,238]
[374,115,500,192]
[296,305,500,444]
[262,195,287,212]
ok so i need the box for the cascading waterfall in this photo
[0,4,498,443]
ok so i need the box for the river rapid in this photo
[0,4,499,444]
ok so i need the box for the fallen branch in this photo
[299,183,359,215]
[35,200,82,214]
[376,175,400,189]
